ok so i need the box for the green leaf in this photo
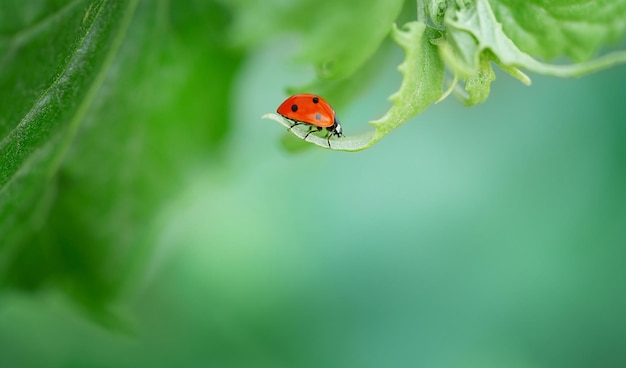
[464,51,496,106]
[0,0,242,318]
[264,21,445,151]
[370,23,445,139]
[426,0,448,27]
[288,39,397,111]
[489,0,626,62]
[0,0,147,319]
[0,0,132,268]
[440,0,626,105]
[223,0,404,80]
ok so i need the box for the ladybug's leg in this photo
[304,126,322,140]
[287,120,303,131]
[325,131,332,148]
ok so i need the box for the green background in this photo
[1,1,626,367]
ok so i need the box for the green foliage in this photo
[0,0,241,319]
[441,0,626,82]
[1,1,626,366]
[370,23,445,141]
[1,0,626,315]
[489,0,626,61]
[264,22,445,151]
[1,0,137,301]
[464,51,497,105]
[222,0,404,80]
[267,0,626,150]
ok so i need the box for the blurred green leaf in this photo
[288,39,397,110]
[490,0,626,62]
[1,0,134,277]
[223,0,404,80]
[0,0,241,317]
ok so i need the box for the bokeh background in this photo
[1,1,626,367]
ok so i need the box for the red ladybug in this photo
[276,94,343,147]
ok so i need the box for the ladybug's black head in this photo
[325,117,344,148]
[333,117,343,137]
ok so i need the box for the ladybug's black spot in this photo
[315,113,322,121]
[291,104,298,112]
[312,97,319,104]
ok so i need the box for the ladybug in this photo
[276,94,343,148]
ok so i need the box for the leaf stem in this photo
[416,0,427,23]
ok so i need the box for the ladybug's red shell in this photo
[277,94,336,128]
[276,94,344,147]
